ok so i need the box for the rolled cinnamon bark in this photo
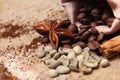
[99,35,120,58]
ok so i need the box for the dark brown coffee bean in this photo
[60,39,71,44]
[86,15,94,23]
[102,12,110,22]
[92,15,101,21]
[96,21,105,25]
[77,12,87,20]
[79,8,87,13]
[79,18,91,25]
[80,30,91,41]
[90,27,99,36]
[91,8,101,20]
[79,15,93,25]
[90,22,97,27]
[56,20,71,28]
[79,25,90,29]
[107,17,115,27]
[68,24,78,33]
[88,35,96,42]
[102,9,114,22]
[78,28,87,35]
[88,40,100,50]
[77,41,87,48]
[91,8,102,15]
[73,36,80,42]
[97,32,104,42]
[42,37,50,43]
[35,29,49,35]
[63,44,72,49]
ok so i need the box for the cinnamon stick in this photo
[99,35,120,58]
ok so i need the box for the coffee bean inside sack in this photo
[34,1,114,79]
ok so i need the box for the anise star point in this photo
[34,20,77,49]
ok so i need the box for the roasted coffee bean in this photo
[73,36,80,42]
[87,15,94,23]
[35,29,49,35]
[102,12,110,22]
[78,28,87,35]
[96,21,105,25]
[77,41,87,48]
[68,24,78,33]
[56,20,71,28]
[63,44,72,49]
[91,8,102,15]
[97,32,104,42]
[88,35,96,42]
[60,39,71,44]
[77,12,87,20]
[91,8,102,21]
[79,8,87,13]
[102,9,114,22]
[90,27,99,36]
[107,17,115,27]
[92,14,101,21]
[79,18,91,25]
[79,15,93,25]
[88,40,100,50]
[79,25,90,29]
[80,30,91,41]
[90,22,97,27]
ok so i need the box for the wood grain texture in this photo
[0,0,120,80]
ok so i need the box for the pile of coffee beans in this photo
[57,23,104,54]
[58,2,115,53]
[77,0,114,27]
[77,25,104,50]
[39,0,115,55]
[77,8,114,27]
[39,20,105,54]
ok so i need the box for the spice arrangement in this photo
[34,20,77,49]
[33,0,120,79]
[34,0,115,51]
[1,0,120,80]
[34,19,110,55]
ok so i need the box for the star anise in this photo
[34,20,77,49]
